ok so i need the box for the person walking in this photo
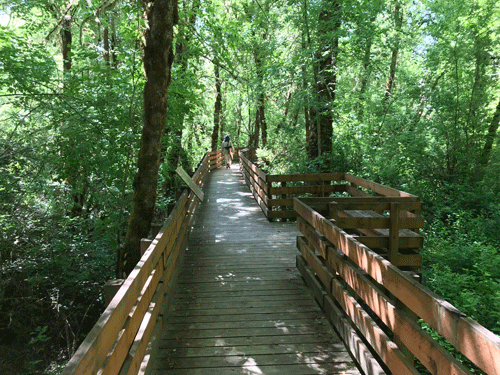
[221,134,234,169]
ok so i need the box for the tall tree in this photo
[383,1,402,102]
[308,0,340,161]
[118,0,178,277]
[212,61,222,151]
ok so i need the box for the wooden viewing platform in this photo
[151,164,362,374]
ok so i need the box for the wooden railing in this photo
[208,149,223,170]
[61,151,219,375]
[208,147,242,170]
[239,148,420,222]
[294,197,500,375]
[238,148,424,268]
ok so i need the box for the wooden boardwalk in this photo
[151,164,361,375]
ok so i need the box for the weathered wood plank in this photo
[151,165,361,375]
[266,172,345,183]
[152,363,361,375]
[159,332,339,349]
[344,174,418,198]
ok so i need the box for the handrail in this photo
[293,197,500,375]
[238,148,419,222]
[61,151,218,375]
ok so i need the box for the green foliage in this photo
[0,216,114,374]
[422,211,500,333]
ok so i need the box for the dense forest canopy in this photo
[1,0,499,373]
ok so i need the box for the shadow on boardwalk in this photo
[151,164,361,375]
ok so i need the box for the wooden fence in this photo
[61,150,219,375]
[294,197,500,375]
[238,148,424,268]
[239,148,419,221]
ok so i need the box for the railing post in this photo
[267,176,272,221]
[281,181,287,222]
[389,202,400,266]
[103,279,124,307]
[393,299,417,366]
[141,238,152,255]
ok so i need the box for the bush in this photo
[422,214,500,333]
[0,216,114,374]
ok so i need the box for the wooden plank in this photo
[325,246,471,375]
[296,255,387,375]
[293,197,500,375]
[175,166,204,202]
[61,225,169,374]
[159,333,338,349]
[355,235,423,249]
[152,363,361,375]
[157,342,347,358]
[297,218,328,259]
[267,209,296,219]
[241,158,269,195]
[266,172,345,183]
[345,185,372,197]
[268,197,294,207]
[100,265,163,375]
[244,168,270,203]
[344,174,417,198]
[296,237,332,294]
[327,196,421,203]
[269,184,346,196]
[120,241,181,375]
[389,202,400,264]
[330,276,419,375]
[334,215,424,230]
[323,295,388,375]
[137,270,182,375]
[156,351,355,368]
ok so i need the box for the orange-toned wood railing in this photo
[208,150,223,170]
[239,148,419,215]
[294,197,500,375]
[208,147,241,170]
[61,152,212,375]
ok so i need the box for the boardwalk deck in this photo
[151,164,361,375]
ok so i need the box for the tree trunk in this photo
[111,16,118,66]
[220,83,226,137]
[478,98,500,170]
[355,17,375,119]
[466,34,490,146]
[384,2,402,102]
[276,79,294,135]
[253,43,267,148]
[61,17,72,73]
[103,23,110,65]
[413,70,446,127]
[300,0,314,159]
[311,0,340,161]
[212,62,222,151]
[257,92,267,147]
[118,0,178,277]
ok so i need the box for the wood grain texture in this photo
[151,165,362,375]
